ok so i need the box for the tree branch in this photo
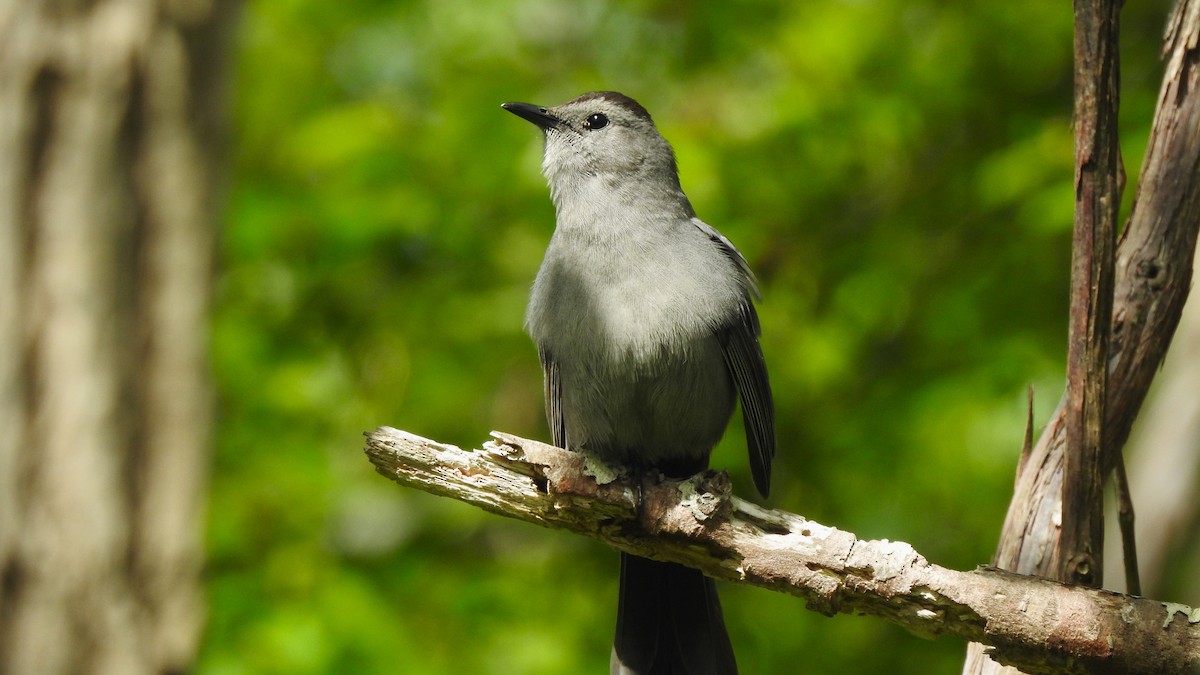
[365,426,1200,675]
[964,3,1200,672]
[1113,456,1141,595]
[996,0,1200,578]
[1060,0,1122,589]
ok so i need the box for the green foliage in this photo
[203,1,1167,672]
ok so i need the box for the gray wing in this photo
[691,218,760,300]
[693,218,775,497]
[538,346,567,450]
[718,301,775,497]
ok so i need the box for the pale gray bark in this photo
[366,426,1200,675]
[0,1,231,673]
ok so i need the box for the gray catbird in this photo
[503,91,775,675]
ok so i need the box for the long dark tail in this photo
[610,553,738,675]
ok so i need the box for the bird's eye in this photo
[583,113,609,130]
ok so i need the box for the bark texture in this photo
[364,426,1200,675]
[1059,0,1121,589]
[1110,247,1200,598]
[965,1,1200,672]
[0,1,231,673]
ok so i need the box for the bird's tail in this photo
[610,553,738,675]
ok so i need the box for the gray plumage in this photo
[503,91,775,675]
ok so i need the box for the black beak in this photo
[502,101,561,130]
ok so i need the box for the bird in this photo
[502,91,775,675]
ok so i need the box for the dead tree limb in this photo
[1059,0,1122,589]
[364,426,1200,675]
[995,0,1200,578]
[964,2,1200,673]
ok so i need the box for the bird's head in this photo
[503,91,681,195]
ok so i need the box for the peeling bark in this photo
[964,3,1200,672]
[365,426,1200,675]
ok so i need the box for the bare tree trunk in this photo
[0,1,233,673]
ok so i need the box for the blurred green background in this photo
[201,1,1170,673]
